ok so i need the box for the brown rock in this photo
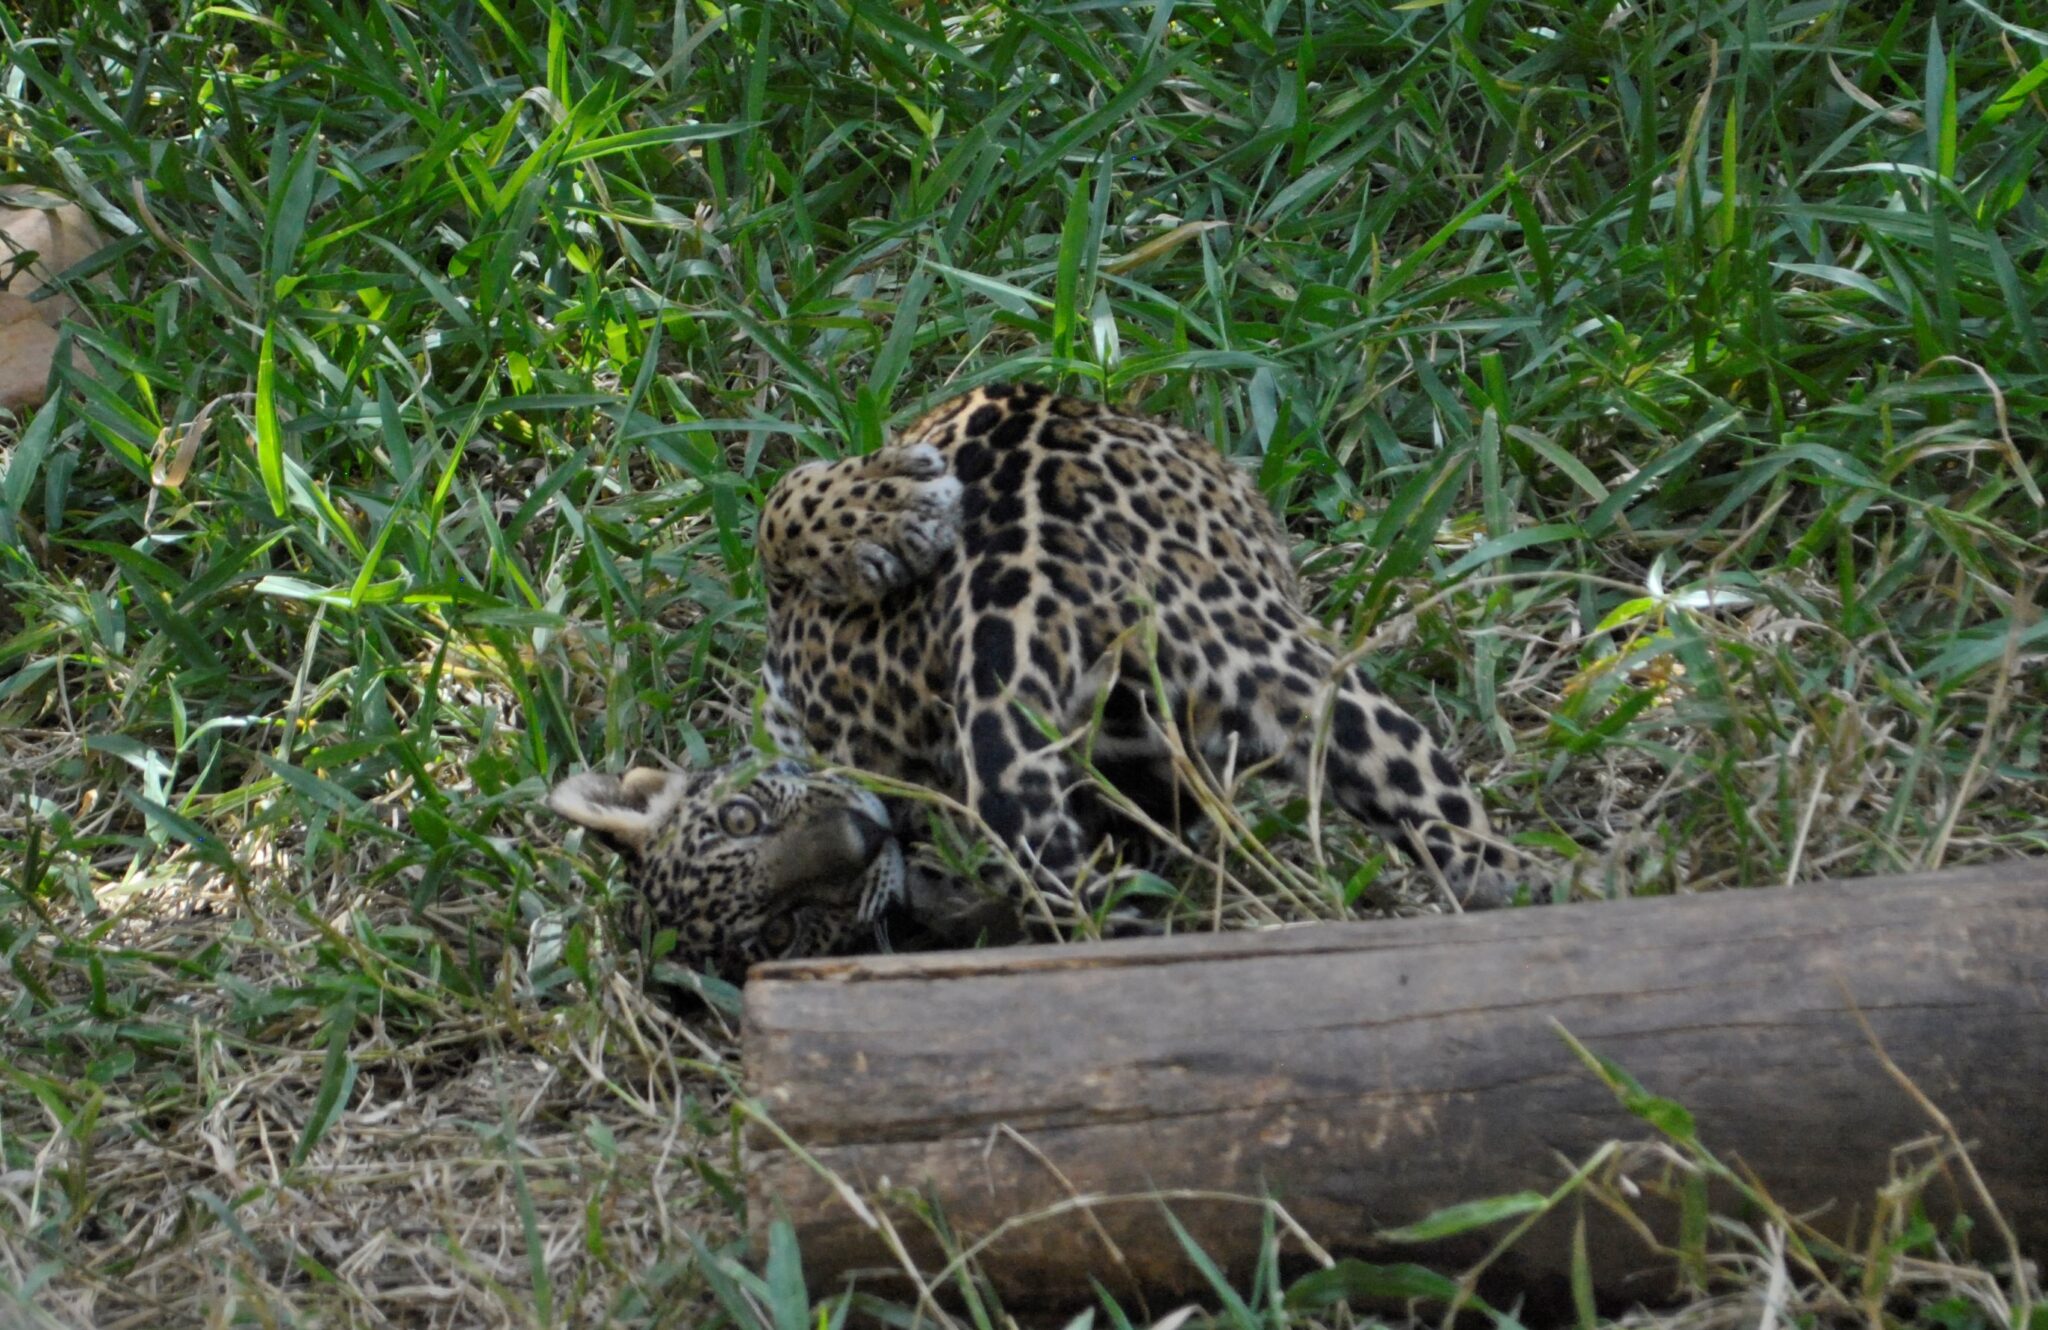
[0,320,66,410]
[0,200,104,408]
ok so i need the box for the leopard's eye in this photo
[758,915,797,951]
[718,797,764,838]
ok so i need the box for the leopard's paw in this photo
[760,444,963,604]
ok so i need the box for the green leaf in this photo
[649,962,743,1018]
[1926,23,1956,181]
[1571,1211,1597,1330]
[686,1233,756,1324]
[1980,55,2048,128]
[265,120,324,296]
[1,396,61,515]
[1161,1207,1257,1329]
[259,756,372,816]
[1916,616,2048,684]
[1593,595,1659,635]
[1053,167,1096,367]
[1377,1192,1549,1243]
[1444,522,1582,579]
[763,1219,811,1330]
[292,1003,358,1167]
[1510,426,1608,503]
[1554,1023,1698,1143]
[925,260,1051,314]
[123,791,236,870]
[254,321,287,518]
[1285,1259,1469,1311]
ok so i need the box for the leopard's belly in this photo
[764,578,961,791]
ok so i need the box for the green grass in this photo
[1,0,2044,1324]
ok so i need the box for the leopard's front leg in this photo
[949,608,1170,934]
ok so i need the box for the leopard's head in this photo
[549,757,901,981]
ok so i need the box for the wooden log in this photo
[743,862,2048,1309]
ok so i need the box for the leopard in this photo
[552,382,1534,981]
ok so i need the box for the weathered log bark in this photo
[743,862,2048,1311]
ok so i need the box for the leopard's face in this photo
[549,758,902,982]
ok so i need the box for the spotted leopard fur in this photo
[554,383,1531,978]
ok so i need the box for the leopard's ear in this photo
[548,768,690,859]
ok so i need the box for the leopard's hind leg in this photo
[1172,613,1534,907]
